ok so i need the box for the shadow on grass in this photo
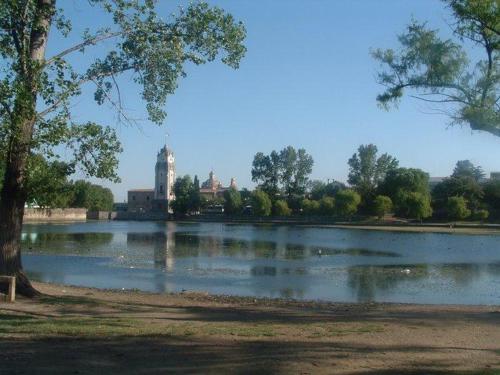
[9,292,500,332]
[0,335,498,375]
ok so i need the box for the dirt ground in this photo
[1,282,500,374]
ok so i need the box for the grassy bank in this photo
[178,215,500,235]
[1,282,499,374]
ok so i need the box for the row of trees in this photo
[171,144,499,222]
[327,145,499,221]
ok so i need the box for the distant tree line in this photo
[171,144,500,223]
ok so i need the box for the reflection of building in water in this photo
[199,170,237,200]
[127,145,175,213]
[126,228,175,271]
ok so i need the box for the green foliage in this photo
[251,146,313,201]
[239,188,252,205]
[309,179,345,200]
[0,0,246,202]
[223,188,242,215]
[483,180,500,209]
[335,189,361,218]
[373,195,393,219]
[24,155,74,208]
[301,199,320,216]
[319,197,335,216]
[446,196,471,220]
[373,1,499,136]
[251,151,281,199]
[399,191,433,221]
[189,176,202,213]
[348,144,398,202]
[170,175,195,216]
[280,146,314,199]
[1,153,115,210]
[251,190,272,217]
[379,167,431,200]
[432,176,484,211]
[472,208,489,221]
[452,160,485,182]
[71,180,114,211]
[273,200,291,216]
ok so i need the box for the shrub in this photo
[373,195,392,219]
[405,192,433,221]
[301,199,320,215]
[273,200,291,216]
[251,190,272,216]
[335,189,361,218]
[223,188,242,215]
[447,196,470,221]
[472,209,489,221]
[319,197,335,216]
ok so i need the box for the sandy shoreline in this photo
[1,282,499,374]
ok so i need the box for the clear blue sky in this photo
[50,0,500,202]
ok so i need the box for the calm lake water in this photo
[21,221,500,305]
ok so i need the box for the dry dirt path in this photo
[1,282,500,374]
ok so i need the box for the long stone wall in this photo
[86,211,118,220]
[113,211,169,221]
[24,208,87,221]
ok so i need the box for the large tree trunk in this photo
[0,140,39,297]
[0,0,54,298]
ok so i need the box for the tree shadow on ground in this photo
[20,293,500,329]
[0,336,499,375]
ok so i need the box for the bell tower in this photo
[154,145,175,207]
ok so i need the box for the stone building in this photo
[199,170,237,200]
[127,145,175,213]
[127,189,154,213]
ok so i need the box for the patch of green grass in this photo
[203,324,277,337]
[304,323,384,338]
[38,295,101,307]
[0,312,196,337]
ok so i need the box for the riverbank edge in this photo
[175,217,500,234]
[18,281,500,310]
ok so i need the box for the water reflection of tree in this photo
[487,262,500,276]
[22,232,113,255]
[347,265,429,302]
[127,231,175,270]
[284,244,306,260]
[435,263,500,286]
[435,264,483,286]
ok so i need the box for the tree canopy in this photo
[373,0,499,136]
[335,189,361,219]
[71,180,114,211]
[251,190,272,217]
[348,144,398,201]
[451,160,485,181]
[251,146,313,202]
[0,0,246,295]
[447,196,471,220]
[373,195,393,219]
[224,187,242,215]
